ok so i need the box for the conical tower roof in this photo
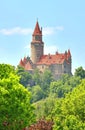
[33,21,42,35]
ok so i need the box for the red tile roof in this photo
[33,21,42,35]
[37,51,71,65]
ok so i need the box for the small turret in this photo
[68,49,71,57]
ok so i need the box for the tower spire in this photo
[33,21,42,36]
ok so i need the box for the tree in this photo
[16,66,32,87]
[53,79,85,130]
[31,85,45,103]
[34,97,56,120]
[50,81,67,98]
[0,64,35,130]
[40,69,53,96]
[31,69,53,98]
[32,69,41,86]
[0,64,15,79]
[74,66,85,79]
[50,74,81,98]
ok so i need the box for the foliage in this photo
[50,74,81,98]
[16,66,32,87]
[53,79,85,130]
[0,64,35,130]
[34,97,56,120]
[32,69,41,86]
[40,69,53,96]
[0,64,15,79]
[74,66,85,79]
[31,69,53,100]
[31,85,45,103]
[1,63,85,129]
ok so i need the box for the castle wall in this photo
[62,60,71,74]
[49,62,71,80]
[37,64,49,72]
[36,61,71,80]
[49,64,63,79]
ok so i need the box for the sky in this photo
[0,0,85,74]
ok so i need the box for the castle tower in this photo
[31,21,44,64]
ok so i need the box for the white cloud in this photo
[0,27,33,35]
[0,26,64,36]
[43,27,55,35]
[43,26,64,35]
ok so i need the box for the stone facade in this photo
[19,21,72,80]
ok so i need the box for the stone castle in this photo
[19,21,72,79]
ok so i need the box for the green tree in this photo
[31,85,45,103]
[74,66,85,79]
[53,79,85,130]
[34,97,56,120]
[16,66,32,87]
[0,64,35,130]
[50,74,81,98]
[32,69,53,98]
[41,69,53,96]
[32,69,41,85]
[50,81,67,98]
[0,64,15,79]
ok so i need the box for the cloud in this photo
[0,27,33,35]
[43,26,64,35]
[0,26,64,36]
[43,27,55,35]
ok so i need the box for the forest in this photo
[0,63,85,130]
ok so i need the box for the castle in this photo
[19,21,72,79]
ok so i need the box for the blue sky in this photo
[0,0,85,73]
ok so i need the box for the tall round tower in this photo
[31,21,44,64]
